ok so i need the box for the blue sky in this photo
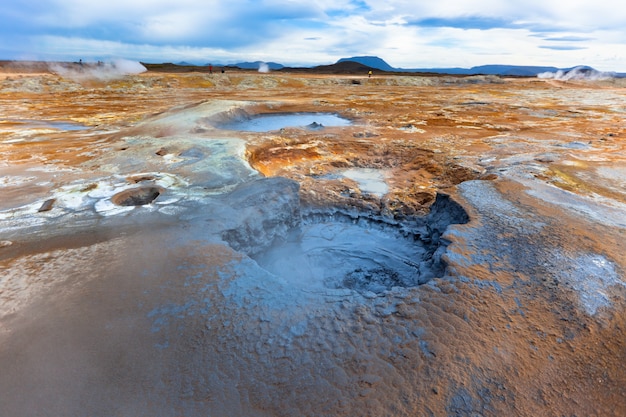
[2,0,625,71]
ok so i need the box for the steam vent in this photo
[1,63,625,417]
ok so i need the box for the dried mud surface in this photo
[1,67,625,416]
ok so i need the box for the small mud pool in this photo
[218,112,352,132]
[251,194,470,294]
[342,168,388,196]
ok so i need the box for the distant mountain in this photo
[409,67,470,75]
[333,57,562,76]
[147,56,625,78]
[234,61,284,70]
[336,56,395,72]
[467,65,560,76]
[309,60,377,73]
[405,65,562,76]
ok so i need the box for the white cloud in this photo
[139,12,209,42]
[1,0,626,71]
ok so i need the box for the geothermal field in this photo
[0,62,625,416]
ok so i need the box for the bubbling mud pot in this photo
[241,194,470,295]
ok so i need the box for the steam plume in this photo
[50,59,147,82]
[538,66,615,81]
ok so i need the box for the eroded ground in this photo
[1,67,625,416]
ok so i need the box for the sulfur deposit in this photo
[1,64,625,416]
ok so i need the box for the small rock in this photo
[306,122,324,130]
[38,198,56,212]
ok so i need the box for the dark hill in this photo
[279,60,377,74]
[312,61,376,74]
[334,57,563,76]
[336,56,395,72]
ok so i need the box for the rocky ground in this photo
[0,65,625,416]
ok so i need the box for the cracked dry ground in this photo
[0,69,625,416]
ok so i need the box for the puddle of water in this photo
[559,141,590,150]
[218,112,351,132]
[343,168,388,196]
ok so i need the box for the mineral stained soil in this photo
[0,66,625,416]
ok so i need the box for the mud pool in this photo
[253,195,468,294]
[254,218,428,293]
[342,168,388,197]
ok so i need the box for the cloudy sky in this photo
[2,0,625,70]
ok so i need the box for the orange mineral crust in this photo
[1,64,625,416]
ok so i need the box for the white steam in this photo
[50,59,147,82]
[538,66,615,81]
[258,62,270,73]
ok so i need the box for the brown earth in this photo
[0,64,625,416]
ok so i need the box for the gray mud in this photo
[251,194,469,294]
